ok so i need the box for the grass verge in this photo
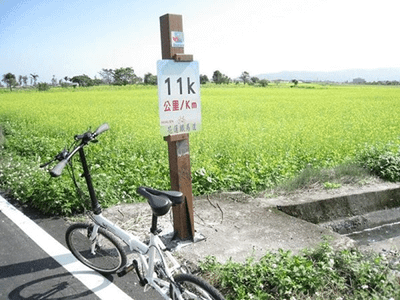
[273,162,381,195]
[199,239,400,300]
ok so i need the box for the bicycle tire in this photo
[66,223,127,274]
[171,273,225,300]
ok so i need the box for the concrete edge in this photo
[278,186,400,233]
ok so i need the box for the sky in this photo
[1,0,399,83]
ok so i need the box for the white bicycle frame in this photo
[46,126,211,299]
[89,212,185,299]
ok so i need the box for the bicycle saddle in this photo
[137,187,183,217]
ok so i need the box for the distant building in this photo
[353,77,366,84]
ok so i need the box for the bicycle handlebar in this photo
[94,123,110,137]
[42,123,110,177]
[74,123,110,143]
[50,159,69,177]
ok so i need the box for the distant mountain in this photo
[257,68,400,83]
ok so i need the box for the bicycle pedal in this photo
[117,263,135,277]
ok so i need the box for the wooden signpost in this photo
[158,14,201,240]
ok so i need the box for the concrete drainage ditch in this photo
[276,184,400,251]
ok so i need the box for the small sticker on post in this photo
[171,31,184,48]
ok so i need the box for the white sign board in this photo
[157,60,201,136]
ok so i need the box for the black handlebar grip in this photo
[94,123,110,136]
[50,159,68,177]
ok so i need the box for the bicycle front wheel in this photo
[171,273,225,300]
[66,223,127,274]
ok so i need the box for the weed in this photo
[323,182,342,189]
[0,126,4,146]
[199,241,400,300]
[277,162,372,193]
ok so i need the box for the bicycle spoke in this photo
[66,223,127,274]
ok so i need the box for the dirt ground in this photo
[97,182,400,265]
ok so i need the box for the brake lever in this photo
[40,159,55,168]
[55,149,69,161]
[74,131,95,144]
[40,149,69,168]
[74,134,84,140]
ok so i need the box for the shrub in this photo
[37,82,51,91]
[356,143,400,182]
[259,79,269,87]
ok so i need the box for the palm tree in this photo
[30,73,39,86]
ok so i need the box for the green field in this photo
[1,84,400,214]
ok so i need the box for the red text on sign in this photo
[164,100,198,112]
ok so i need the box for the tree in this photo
[212,70,222,84]
[98,69,114,84]
[70,74,94,86]
[144,73,157,85]
[2,73,17,91]
[240,71,250,84]
[22,76,28,86]
[291,79,299,87]
[251,77,260,84]
[30,74,39,86]
[259,79,269,87]
[18,75,23,86]
[212,70,230,84]
[99,67,139,85]
[113,67,137,85]
[200,74,209,84]
[92,77,103,86]
[51,75,57,86]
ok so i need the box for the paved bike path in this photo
[0,209,102,299]
[0,195,161,300]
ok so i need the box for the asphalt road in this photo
[0,195,162,300]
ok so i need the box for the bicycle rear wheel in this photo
[66,223,127,274]
[171,273,225,300]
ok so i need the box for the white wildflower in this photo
[329,258,334,266]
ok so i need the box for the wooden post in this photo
[160,14,193,62]
[160,14,195,240]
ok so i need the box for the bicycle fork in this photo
[88,224,100,255]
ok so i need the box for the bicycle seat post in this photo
[150,214,160,235]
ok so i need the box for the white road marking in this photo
[0,195,134,300]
